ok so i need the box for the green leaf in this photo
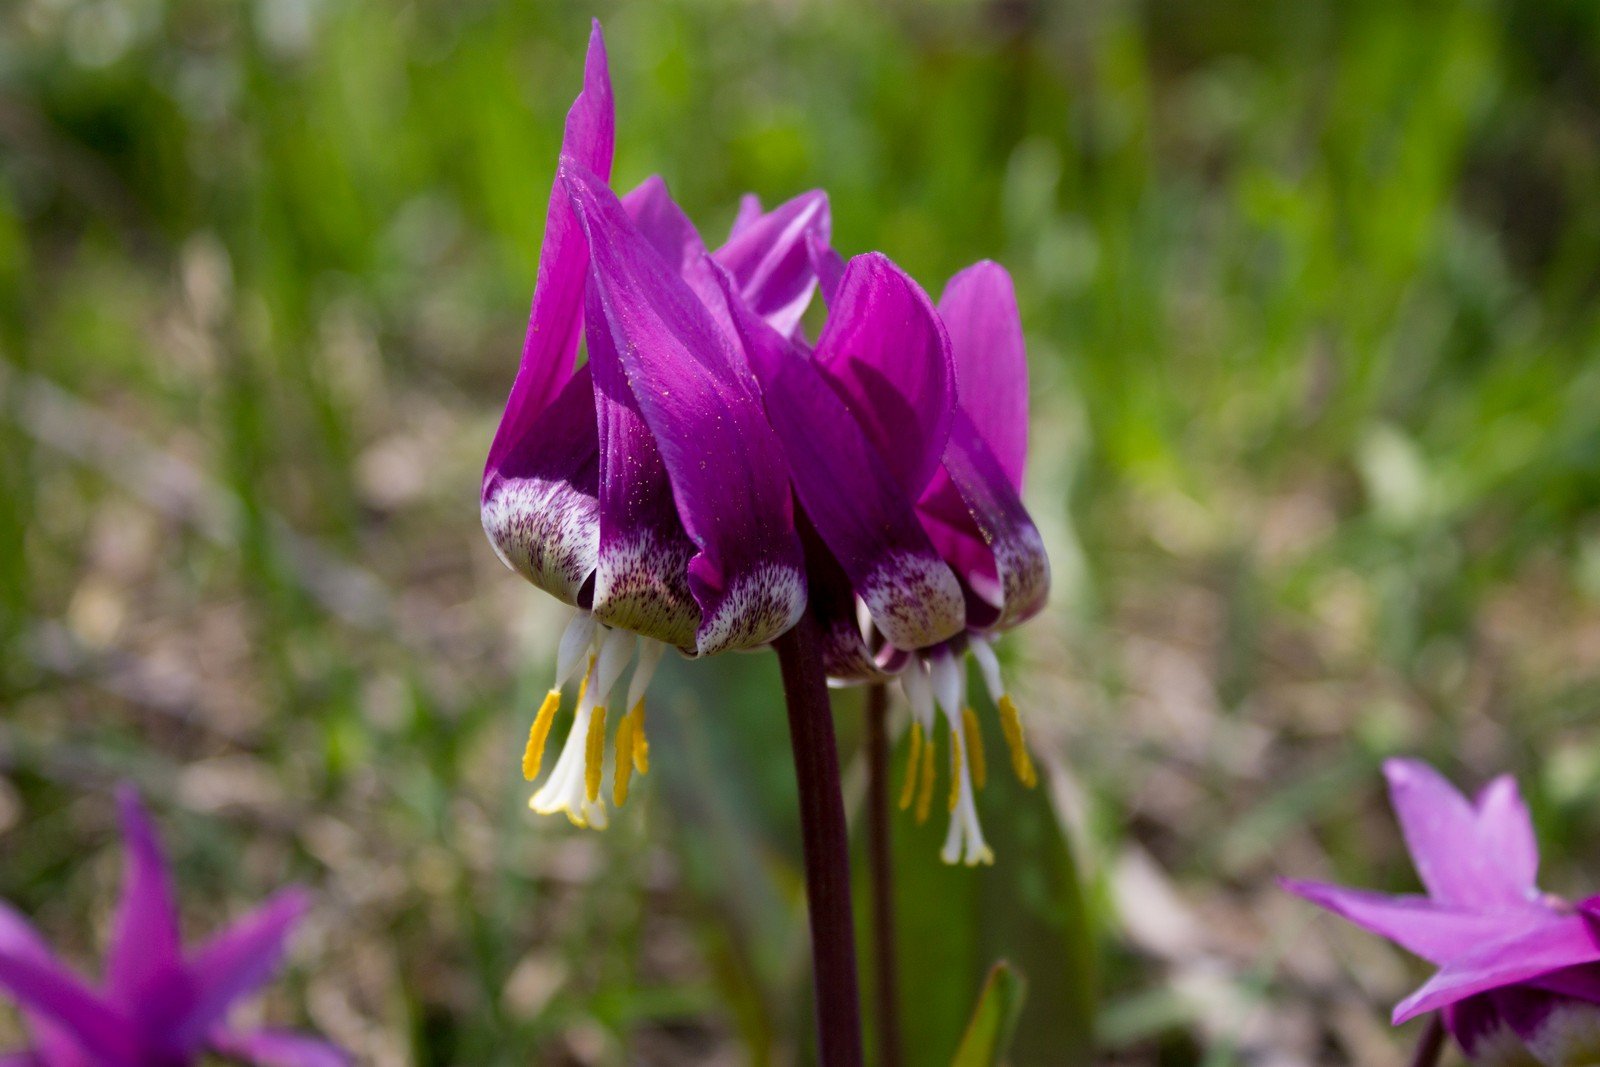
[951,962,1027,1067]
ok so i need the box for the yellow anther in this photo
[629,701,650,774]
[962,707,987,791]
[898,720,923,812]
[948,735,963,814]
[915,728,937,825]
[998,695,1037,789]
[613,711,636,807]
[522,689,562,781]
[584,706,607,805]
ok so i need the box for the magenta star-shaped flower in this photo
[0,786,347,1067]
[1285,759,1600,1062]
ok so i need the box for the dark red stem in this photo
[1408,1015,1445,1067]
[865,682,903,1067]
[775,614,864,1066]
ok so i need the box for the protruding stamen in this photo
[613,710,636,806]
[969,636,1006,704]
[915,728,937,825]
[948,735,963,814]
[584,705,607,804]
[901,659,937,733]
[962,707,988,791]
[626,639,666,716]
[629,702,650,774]
[898,720,923,811]
[528,627,638,830]
[556,612,599,688]
[522,689,562,781]
[998,695,1037,789]
[932,654,995,867]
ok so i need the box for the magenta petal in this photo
[1385,760,1534,909]
[209,1029,350,1067]
[799,523,894,684]
[713,189,830,337]
[806,233,845,310]
[1475,775,1540,898]
[1281,879,1555,966]
[0,906,102,1067]
[718,264,966,652]
[178,889,310,1047]
[813,253,955,500]
[481,365,601,605]
[0,947,137,1065]
[938,261,1029,491]
[622,176,708,280]
[562,161,805,654]
[484,20,614,482]
[585,278,700,647]
[105,787,185,1015]
[917,413,1049,630]
[1392,914,1600,1023]
[728,193,762,239]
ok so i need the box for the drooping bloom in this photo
[486,21,1051,861]
[0,787,346,1067]
[722,247,1051,865]
[482,22,819,828]
[1284,759,1600,1065]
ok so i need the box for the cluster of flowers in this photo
[481,22,1050,865]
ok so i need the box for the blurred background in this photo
[3,0,1600,1062]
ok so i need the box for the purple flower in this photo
[1285,759,1600,1064]
[0,787,346,1067]
[482,22,825,828]
[484,21,1050,857]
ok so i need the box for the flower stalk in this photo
[775,613,864,1067]
[1409,1015,1444,1067]
[865,681,903,1067]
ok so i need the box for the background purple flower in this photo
[1285,759,1600,1064]
[0,787,346,1067]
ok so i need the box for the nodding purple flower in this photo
[1284,760,1600,1064]
[723,247,1051,866]
[0,787,346,1067]
[482,22,815,828]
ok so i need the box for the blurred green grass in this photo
[2,0,1600,1062]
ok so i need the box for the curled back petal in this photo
[484,20,614,485]
[177,889,311,1049]
[562,161,805,654]
[1475,775,1540,900]
[585,277,700,648]
[1281,879,1555,966]
[0,948,137,1066]
[728,193,763,240]
[717,264,965,653]
[917,412,1050,630]
[0,905,102,1067]
[713,189,830,337]
[208,1028,351,1067]
[813,253,955,500]
[622,176,707,281]
[938,261,1029,491]
[806,233,844,310]
[105,788,185,1014]
[1385,759,1535,909]
[1392,914,1600,1023]
[481,365,600,606]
